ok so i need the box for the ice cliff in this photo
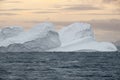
[0,22,117,52]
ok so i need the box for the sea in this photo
[0,52,120,80]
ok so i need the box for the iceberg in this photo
[0,22,61,52]
[0,22,117,52]
[49,23,117,52]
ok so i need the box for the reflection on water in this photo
[0,52,120,80]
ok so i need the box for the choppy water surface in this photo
[0,52,120,80]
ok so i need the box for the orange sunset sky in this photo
[0,0,120,41]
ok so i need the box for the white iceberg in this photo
[0,22,117,52]
[0,22,61,52]
[49,23,117,52]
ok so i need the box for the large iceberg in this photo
[0,22,61,52]
[0,22,117,52]
[49,23,117,52]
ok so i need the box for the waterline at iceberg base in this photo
[0,22,117,52]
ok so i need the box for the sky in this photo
[0,0,120,42]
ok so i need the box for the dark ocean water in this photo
[0,52,120,80]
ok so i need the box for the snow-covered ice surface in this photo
[0,22,117,52]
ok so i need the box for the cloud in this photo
[0,20,5,22]
[0,0,21,3]
[8,8,34,11]
[103,0,119,3]
[88,19,120,41]
[0,13,18,15]
[69,13,120,15]
[63,4,101,10]
[0,0,5,1]
[6,1,22,3]
[88,19,120,32]
[33,11,57,14]
[0,8,35,11]
[102,0,120,13]
[102,0,120,7]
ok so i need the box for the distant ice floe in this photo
[0,22,118,52]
